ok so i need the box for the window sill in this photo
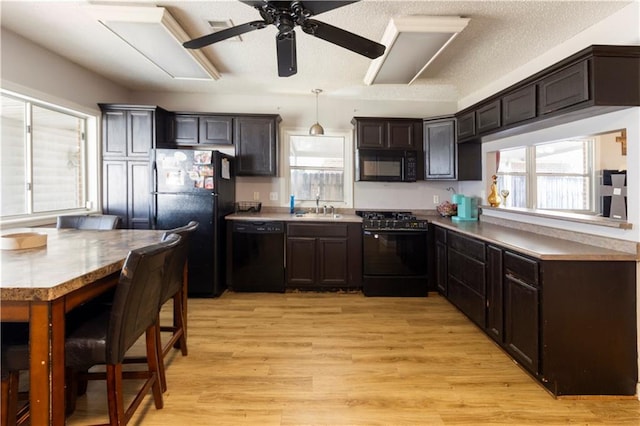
[481,206,633,230]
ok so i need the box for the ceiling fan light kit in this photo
[184,1,385,77]
[309,88,324,136]
[88,5,220,80]
[364,15,470,85]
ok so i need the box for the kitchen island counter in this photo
[429,217,637,261]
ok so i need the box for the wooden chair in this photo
[125,221,199,392]
[159,221,199,358]
[64,233,180,425]
[56,214,120,230]
[1,324,30,426]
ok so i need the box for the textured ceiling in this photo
[0,0,632,102]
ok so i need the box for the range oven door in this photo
[363,230,428,276]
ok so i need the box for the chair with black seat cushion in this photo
[159,221,199,359]
[125,221,199,393]
[1,323,30,426]
[64,233,180,426]
[56,214,120,230]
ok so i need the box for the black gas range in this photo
[357,211,429,231]
[357,211,430,297]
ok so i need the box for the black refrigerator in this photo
[152,148,235,297]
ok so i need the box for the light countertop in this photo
[1,228,166,301]
[429,217,637,261]
[226,212,363,223]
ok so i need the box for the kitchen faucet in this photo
[315,190,320,214]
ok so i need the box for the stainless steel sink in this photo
[292,212,343,220]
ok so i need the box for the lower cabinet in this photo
[434,224,637,396]
[286,222,361,290]
[485,245,503,343]
[445,231,486,327]
[102,159,150,229]
[503,251,540,375]
[434,227,448,295]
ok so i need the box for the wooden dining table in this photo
[0,227,166,426]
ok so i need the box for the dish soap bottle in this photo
[487,175,502,207]
[289,195,295,214]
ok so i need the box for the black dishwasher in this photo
[229,221,285,292]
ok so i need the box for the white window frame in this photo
[497,138,596,213]
[0,89,100,228]
[282,127,353,209]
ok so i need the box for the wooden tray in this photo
[1,232,48,250]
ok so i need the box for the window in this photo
[1,91,91,220]
[496,138,595,212]
[286,132,352,207]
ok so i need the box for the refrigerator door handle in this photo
[151,159,158,228]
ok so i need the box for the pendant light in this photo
[309,89,324,135]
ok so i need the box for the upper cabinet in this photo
[537,61,589,115]
[456,45,640,142]
[165,113,281,176]
[101,104,169,157]
[170,114,233,145]
[423,117,456,180]
[234,115,281,177]
[502,85,536,126]
[353,117,423,150]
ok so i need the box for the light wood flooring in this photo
[66,291,640,425]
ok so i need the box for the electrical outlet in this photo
[269,192,278,201]
[433,195,440,204]
[253,191,260,201]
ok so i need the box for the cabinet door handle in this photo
[505,273,538,290]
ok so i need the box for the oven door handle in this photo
[364,230,428,237]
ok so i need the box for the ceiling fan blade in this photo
[184,20,266,49]
[302,19,385,59]
[276,30,297,77]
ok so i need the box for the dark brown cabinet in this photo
[102,160,150,230]
[353,117,422,150]
[423,118,456,180]
[171,114,233,145]
[502,84,536,126]
[455,111,476,141]
[234,115,280,176]
[286,222,361,290]
[434,226,448,295]
[476,100,501,134]
[455,45,639,141]
[99,104,168,229]
[102,107,157,158]
[485,245,504,343]
[503,251,540,375]
[436,224,637,396]
[446,232,486,327]
[538,60,589,115]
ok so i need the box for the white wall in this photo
[1,29,130,114]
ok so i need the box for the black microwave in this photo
[356,150,418,182]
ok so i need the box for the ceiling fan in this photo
[183,0,386,77]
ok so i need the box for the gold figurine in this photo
[488,174,502,207]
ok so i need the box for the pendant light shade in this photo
[309,89,324,135]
